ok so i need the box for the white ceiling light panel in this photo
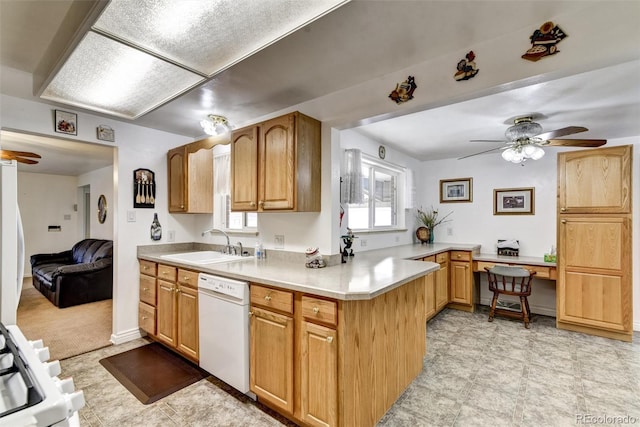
[93,0,350,76]
[41,32,204,119]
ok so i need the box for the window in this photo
[347,155,404,230]
[214,153,257,232]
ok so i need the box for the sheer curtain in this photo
[341,148,363,204]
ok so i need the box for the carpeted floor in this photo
[17,281,113,360]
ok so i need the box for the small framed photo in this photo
[97,125,115,142]
[494,187,535,215]
[54,110,77,135]
[440,177,473,203]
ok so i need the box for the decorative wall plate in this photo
[454,51,479,81]
[416,226,430,243]
[389,76,417,104]
[522,21,567,62]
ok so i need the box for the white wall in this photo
[78,165,114,240]
[17,172,81,276]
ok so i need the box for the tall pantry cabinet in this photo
[557,145,633,341]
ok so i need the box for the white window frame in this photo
[347,154,406,232]
[213,152,257,233]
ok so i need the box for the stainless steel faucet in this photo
[201,228,232,254]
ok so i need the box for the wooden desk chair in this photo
[485,265,536,328]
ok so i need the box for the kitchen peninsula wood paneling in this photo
[231,111,321,212]
[557,145,633,342]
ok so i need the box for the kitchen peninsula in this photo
[138,242,478,427]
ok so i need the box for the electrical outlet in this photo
[168,230,175,242]
[360,239,367,247]
[275,234,285,249]
[447,227,453,236]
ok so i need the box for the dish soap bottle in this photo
[150,213,162,241]
[255,242,262,259]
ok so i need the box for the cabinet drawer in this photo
[301,296,337,326]
[139,260,157,276]
[139,275,156,306]
[139,302,156,335]
[158,264,177,282]
[436,252,449,263]
[251,284,293,314]
[450,251,471,261]
[177,269,199,288]
[423,255,435,262]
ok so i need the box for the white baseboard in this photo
[110,328,143,345]
[479,297,556,318]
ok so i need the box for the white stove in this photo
[0,323,84,426]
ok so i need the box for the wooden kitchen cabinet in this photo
[231,111,321,212]
[138,260,157,335]
[250,305,295,415]
[300,320,337,427]
[558,145,631,214]
[424,272,436,321]
[168,138,218,213]
[141,261,199,361]
[449,251,473,310]
[435,253,449,312]
[557,145,633,342]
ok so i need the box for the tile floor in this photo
[61,308,640,426]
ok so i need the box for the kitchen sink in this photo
[160,251,250,265]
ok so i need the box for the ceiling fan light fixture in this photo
[504,117,543,141]
[200,114,231,136]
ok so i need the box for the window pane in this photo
[374,170,395,227]
[348,165,370,229]
[246,212,258,228]
[228,211,244,229]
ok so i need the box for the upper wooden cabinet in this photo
[558,145,632,214]
[231,111,321,212]
[168,137,224,213]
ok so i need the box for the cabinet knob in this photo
[264,294,272,301]
[313,307,319,314]
[180,205,184,209]
[143,266,148,270]
[258,200,264,206]
[143,287,149,291]
[326,336,333,343]
[561,219,567,224]
[250,201,256,207]
[560,207,566,212]
[142,316,148,320]
[249,311,254,317]
[183,276,189,281]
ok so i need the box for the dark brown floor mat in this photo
[99,342,207,404]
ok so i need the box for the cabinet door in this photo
[450,261,472,306]
[558,145,631,214]
[435,263,449,311]
[300,321,337,427]
[138,302,156,335]
[231,126,259,211]
[176,285,199,361]
[186,147,213,213]
[424,272,436,320]
[557,216,630,331]
[168,147,186,212]
[250,306,294,414]
[156,279,177,347]
[259,114,295,210]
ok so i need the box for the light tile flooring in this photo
[62,308,640,426]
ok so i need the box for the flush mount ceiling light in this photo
[200,115,231,136]
[38,0,350,120]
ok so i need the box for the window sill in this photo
[222,230,259,236]
[349,228,408,234]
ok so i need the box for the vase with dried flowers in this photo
[416,206,452,244]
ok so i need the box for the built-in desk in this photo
[472,254,557,281]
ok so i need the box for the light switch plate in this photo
[168,230,175,242]
[127,210,136,222]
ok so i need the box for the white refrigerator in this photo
[0,159,25,325]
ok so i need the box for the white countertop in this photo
[138,242,481,301]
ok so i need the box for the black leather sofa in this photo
[30,239,113,308]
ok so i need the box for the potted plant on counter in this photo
[416,206,452,244]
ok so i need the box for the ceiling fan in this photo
[0,150,41,165]
[459,116,607,163]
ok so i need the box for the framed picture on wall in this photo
[54,110,77,135]
[440,177,473,203]
[494,187,535,215]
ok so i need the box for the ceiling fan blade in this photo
[0,149,41,159]
[458,146,504,160]
[469,139,505,143]
[545,139,607,147]
[1,153,39,164]
[535,126,588,141]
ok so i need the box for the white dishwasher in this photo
[198,273,251,394]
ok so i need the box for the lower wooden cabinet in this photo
[450,260,472,306]
[424,272,436,320]
[140,261,199,362]
[300,321,338,427]
[250,306,294,414]
[435,261,449,311]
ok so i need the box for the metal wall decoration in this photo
[522,21,567,62]
[133,168,156,208]
[389,76,417,104]
[454,51,479,81]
